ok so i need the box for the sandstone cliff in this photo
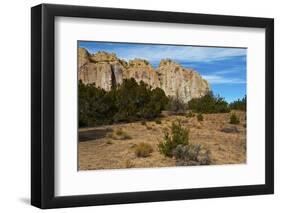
[156,59,209,102]
[78,48,210,103]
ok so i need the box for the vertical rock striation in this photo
[156,59,209,102]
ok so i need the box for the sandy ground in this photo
[78,111,246,170]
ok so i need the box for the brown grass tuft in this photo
[134,143,153,157]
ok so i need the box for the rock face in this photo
[78,48,210,103]
[157,59,209,102]
[78,48,89,69]
[123,59,160,88]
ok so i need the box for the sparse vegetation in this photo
[108,128,132,140]
[135,143,153,157]
[197,113,204,121]
[79,111,245,170]
[230,113,240,124]
[141,121,146,125]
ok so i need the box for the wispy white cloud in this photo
[114,45,246,63]
[212,67,244,75]
[202,75,246,84]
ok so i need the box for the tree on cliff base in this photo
[79,78,168,127]
[188,91,230,113]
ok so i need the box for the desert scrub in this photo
[173,144,211,165]
[134,143,153,157]
[108,128,132,140]
[158,120,189,157]
[172,144,201,161]
[186,111,195,118]
[155,119,162,124]
[158,120,211,165]
[115,128,124,136]
[197,113,203,121]
[141,120,146,125]
[230,113,240,124]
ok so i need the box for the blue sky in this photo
[79,41,247,103]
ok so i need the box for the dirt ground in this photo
[78,111,246,170]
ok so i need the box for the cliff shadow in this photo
[79,128,113,142]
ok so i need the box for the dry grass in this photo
[78,111,246,170]
[107,128,132,140]
[134,142,153,157]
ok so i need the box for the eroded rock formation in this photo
[78,48,210,103]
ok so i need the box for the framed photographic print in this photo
[31,3,274,209]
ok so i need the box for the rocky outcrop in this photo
[78,48,210,103]
[79,62,113,91]
[123,59,160,88]
[79,51,124,90]
[78,48,89,69]
[156,59,209,102]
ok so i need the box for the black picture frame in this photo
[31,3,274,209]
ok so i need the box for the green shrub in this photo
[158,120,189,157]
[135,143,153,157]
[230,113,240,124]
[158,120,212,165]
[229,96,246,111]
[188,91,230,114]
[79,78,168,127]
[197,113,203,121]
